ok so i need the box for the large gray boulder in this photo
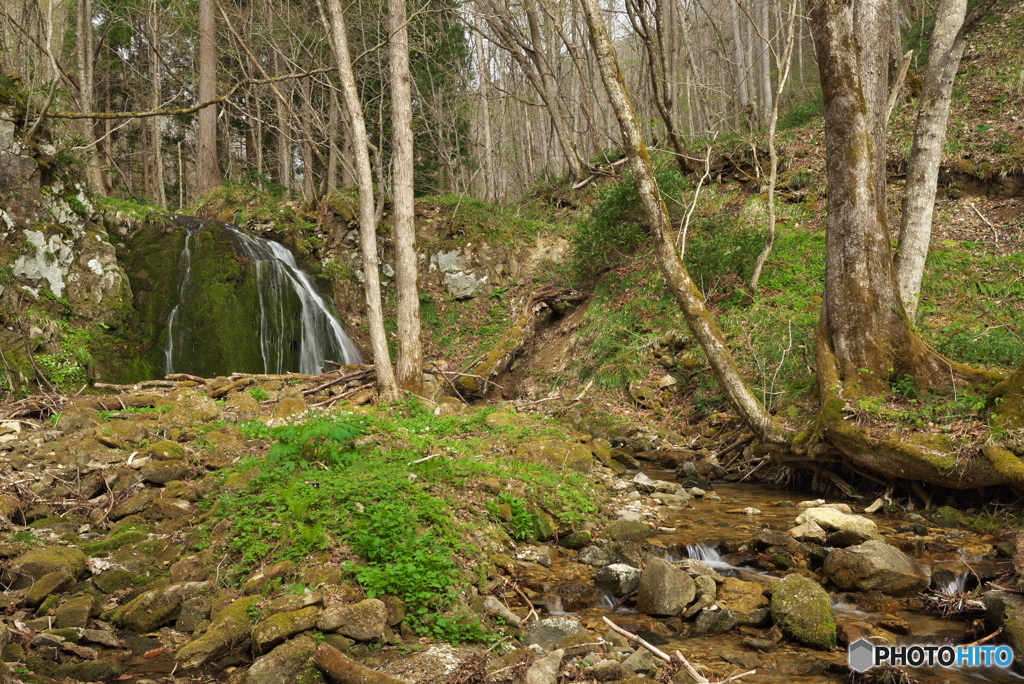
[823,540,928,596]
[636,557,695,617]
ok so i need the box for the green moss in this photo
[81,528,149,557]
[770,573,836,650]
[54,661,123,682]
[985,444,1024,487]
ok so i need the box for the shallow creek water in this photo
[537,476,1023,684]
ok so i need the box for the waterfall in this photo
[164,227,195,375]
[164,220,361,376]
[226,227,362,374]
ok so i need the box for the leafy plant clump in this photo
[210,401,602,642]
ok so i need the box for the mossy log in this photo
[806,324,1013,489]
[458,286,581,397]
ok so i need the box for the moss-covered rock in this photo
[514,439,593,473]
[243,560,294,595]
[54,660,123,682]
[600,519,653,542]
[114,580,214,633]
[316,599,388,642]
[770,574,836,650]
[176,594,261,669]
[251,606,320,654]
[240,635,319,684]
[146,440,186,460]
[140,459,188,485]
[24,571,74,607]
[93,567,138,594]
[9,546,86,585]
[53,594,97,629]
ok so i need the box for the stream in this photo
[531,476,1023,683]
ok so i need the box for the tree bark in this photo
[895,0,998,320]
[807,0,985,395]
[321,0,398,401]
[196,0,221,196]
[148,0,165,206]
[389,0,424,396]
[578,0,786,444]
[76,0,107,195]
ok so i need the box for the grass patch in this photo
[209,400,601,641]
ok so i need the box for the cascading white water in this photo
[164,229,195,374]
[685,543,723,564]
[164,221,361,375]
[226,227,362,374]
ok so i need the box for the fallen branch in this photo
[165,373,206,383]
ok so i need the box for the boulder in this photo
[593,564,642,597]
[983,591,1024,660]
[240,635,318,684]
[176,595,261,669]
[54,594,97,629]
[140,459,188,484]
[483,596,522,626]
[525,617,588,650]
[636,557,695,617]
[316,599,388,641]
[252,606,320,654]
[794,507,878,546]
[116,580,214,633]
[25,571,74,607]
[8,546,86,587]
[146,440,187,460]
[514,439,593,473]
[788,520,828,544]
[109,491,155,520]
[600,519,653,542]
[577,546,625,567]
[693,607,739,635]
[715,577,769,613]
[770,574,836,650]
[525,649,564,684]
[823,541,928,596]
[243,560,294,595]
[269,396,307,426]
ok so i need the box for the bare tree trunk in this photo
[750,0,798,291]
[327,88,339,193]
[300,76,316,199]
[578,0,785,444]
[807,0,973,394]
[196,0,221,196]
[895,0,997,320]
[76,0,107,195]
[148,0,165,206]
[390,0,423,396]
[320,0,398,400]
[474,14,495,202]
[757,0,772,127]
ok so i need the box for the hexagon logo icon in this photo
[848,639,875,673]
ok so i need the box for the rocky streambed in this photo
[1,379,1024,684]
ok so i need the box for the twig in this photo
[512,586,539,623]
[969,202,998,242]
[602,616,671,662]
[409,453,442,465]
[964,629,1002,647]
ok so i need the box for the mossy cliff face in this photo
[117,218,266,380]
